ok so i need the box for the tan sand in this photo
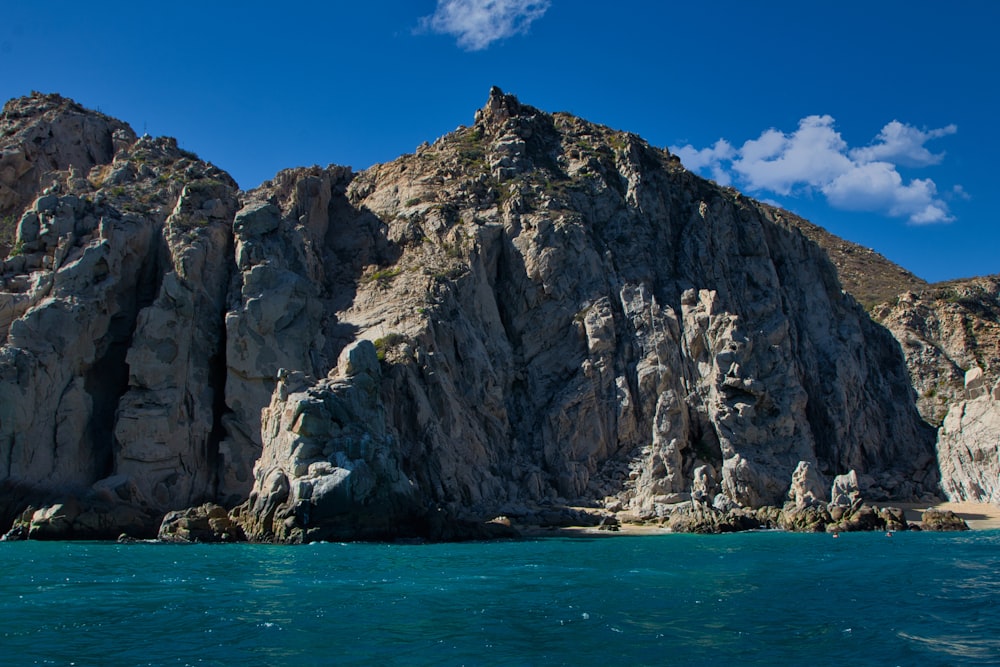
[898,501,1000,531]
[520,501,1000,537]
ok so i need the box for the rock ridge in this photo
[0,88,982,542]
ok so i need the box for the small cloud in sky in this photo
[951,184,972,201]
[671,117,960,225]
[418,0,550,51]
[672,139,735,186]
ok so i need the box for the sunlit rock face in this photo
[0,89,941,541]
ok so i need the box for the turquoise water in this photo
[1,531,998,666]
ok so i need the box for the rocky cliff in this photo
[937,373,1000,504]
[0,93,239,536]
[870,276,1000,425]
[0,89,964,541]
[870,278,1000,505]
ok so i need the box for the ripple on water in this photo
[0,532,998,665]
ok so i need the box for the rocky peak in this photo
[473,86,530,128]
[0,92,138,253]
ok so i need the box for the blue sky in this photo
[3,1,996,282]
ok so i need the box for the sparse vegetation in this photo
[373,333,409,362]
[430,266,466,282]
[441,240,464,259]
[452,126,488,169]
[0,215,17,248]
[364,266,403,287]
[186,178,225,194]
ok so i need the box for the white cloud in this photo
[732,116,853,195]
[822,162,952,224]
[670,116,959,225]
[419,0,550,51]
[951,184,972,201]
[671,139,735,185]
[849,121,957,167]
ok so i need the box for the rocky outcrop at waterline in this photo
[0,88,986,542]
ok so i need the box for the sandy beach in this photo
[522,501,1000,537]
[899,501,1000,530]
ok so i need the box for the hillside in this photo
[0,89,992,541]
[757,205,928,309]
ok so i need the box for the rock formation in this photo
[0,88,981,542]
[0,93,239,534]
[870,276,1000,425]
[936,374,1000,504]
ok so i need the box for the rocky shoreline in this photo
[2,498,972,544]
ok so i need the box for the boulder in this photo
[919,508,970,531]
[158,503,247,543]
[2,498,154,540]
[830,471,862,508]
[787,461,827,508]
[665,504,762,533]
[779,504,832,532]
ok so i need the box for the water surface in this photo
[2,531,997,665]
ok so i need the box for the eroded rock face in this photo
[871,277,1000,425]
[0,96,239,535]
[0,89,948,541]
[235,341,421,542]
[0,93,135,233]
[937,378,1000,504]
[233,88,937,540]
[158,503,246,543]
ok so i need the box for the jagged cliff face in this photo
[0,89,943,540]
[870,277,1000,425]
[0,93,239,535]
[868,277,1000,504]
[0,94,136,255]
[229,89,937,540]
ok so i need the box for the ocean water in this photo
[1,531,998,666]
